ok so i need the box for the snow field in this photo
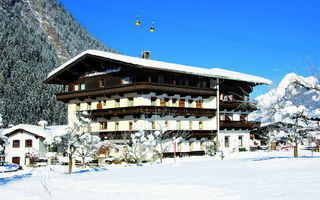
[1,150,320,200]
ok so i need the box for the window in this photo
[99,79,105,88]
[25,139,32,148]
[76,103,80,111]
[160,99,165,107]
[220,114,225,121]
[196,100,203,108]
[115,122,119,131]
[178,78,184,85]
[240,115,247,121]
[122,76,131,84]
[97,101,102,110]
[184,79,189,86]
[239,136,243,147]
[189,121,192,130]
[172,98,177,107]
[176,120,181,130]
[199,121,203,130]
[188,99,193,107]
[151,97,157,106]
[225,114,233,121]
[158,75,164,83]
[179,99,185,108]
[80,83,85,90]
[100,122,107,130]
[165,98,170,106]
[220,93,226,101]
[128,97,134,107]
[74,84,79,91]
[129,121,133,130]
[115,99,120,108]
[152,121,156,130]
[13,140,20,148]
[87,102,91,110]
[202,80,207,88]
[225,136,230,147]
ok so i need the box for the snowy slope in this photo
[249,73,320,127]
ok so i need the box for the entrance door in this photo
[12,157,20,165]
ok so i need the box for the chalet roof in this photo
[46,50,272,85]
[3,124,68,139]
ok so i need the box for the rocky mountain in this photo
[0,0,119,126]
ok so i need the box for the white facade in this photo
[67,92,217,153]
[3,124,68,166]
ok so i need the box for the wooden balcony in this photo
[90,106,216,119]
[220,120,260,130]
[56,82,217,102]
[98,129,217,140]
[219,100,257,111]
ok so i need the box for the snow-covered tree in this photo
[74,112,101,168]
[250,73,320,157]
[45,111,100,173]
[126,129,152,166]
[146,126,189,163]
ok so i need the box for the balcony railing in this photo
[56,82,217,102]
[90,106,216,119]
[219,100,257,111]
[98,129,217,140]
[220,120,260,130]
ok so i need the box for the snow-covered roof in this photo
[3,124,68,138]
[47,50,272,85]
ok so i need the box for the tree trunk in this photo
[68,155,73,174]
[82,157,85,168]
[160,153,163,163]
[294,137,298,158]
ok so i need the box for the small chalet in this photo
[3,123,68,166]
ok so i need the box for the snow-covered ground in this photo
[1,150,320,200]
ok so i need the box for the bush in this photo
[239,147,247,152]
[206,140,219,156]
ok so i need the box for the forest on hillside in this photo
[0,0,118,127]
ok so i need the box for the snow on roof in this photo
[3,124,68,138]
[47,50,272,85]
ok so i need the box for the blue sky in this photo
[59,0,320,97]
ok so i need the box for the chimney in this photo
[142,51,150,59]
[38,120,48,130]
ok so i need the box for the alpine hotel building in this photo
[45,50,271,154]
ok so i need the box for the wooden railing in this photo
[91,106,217,119]
[219,100,257,111]
[220,120,260,130]
[56,82,217,102]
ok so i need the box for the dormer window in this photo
[99,79,105,88]
[80,83,85,90]
[158,75,164,83]
[74,84,79,91]
[122,76,131,84]
[64,85,69,92]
